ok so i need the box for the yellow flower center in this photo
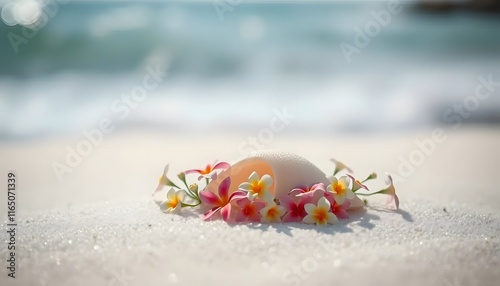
[313,207,328,224]
[159,176,167,185]
[251,181,263,195]
[267,207,279,218]
[167,196,179,209]
[243,205,255,216]
[201,165,213,175]
[334,181,345,195]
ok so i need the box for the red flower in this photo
[185,161,230,181]
[198,177,245,221]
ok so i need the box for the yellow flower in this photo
[326,175,354,205]
[260,202,286,223]
[160,188,185,214]
[302,197,338,225]
[238,171,274,202]
[330,158,353,175]
[154,164,179,193]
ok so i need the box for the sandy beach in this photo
[1,126,499,286]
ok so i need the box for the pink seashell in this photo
[206,151,364,210]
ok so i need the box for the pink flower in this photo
[382,173,399,209]
[288,183,326,198]
[185,161,230,181]
[347,174,369,192]
[281,195,311,223]
[234,198,265,223]
[198,177,246,221]
[331,200,350,220]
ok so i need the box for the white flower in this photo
[330,158,353,175]
[260,202,286,223]
[302,197,338,225]
[326,175,354,205]
[238,171,274,202]
[160,188,185,214]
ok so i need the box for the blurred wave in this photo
[0,1,499,139]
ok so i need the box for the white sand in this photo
[1,126,499,285]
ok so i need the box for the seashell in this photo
[206,151,364,209]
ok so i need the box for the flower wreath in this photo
[153,158,398,225]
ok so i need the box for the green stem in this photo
[181,202,201,208]
[355,189,386,196]
[361,173,377,183]
[168,182,181,189]
[181,181,197,199]
[184,191,197,200]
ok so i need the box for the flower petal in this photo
[220,204,232,222]
[304,203,316,215]
[330,158,353,173]
[166,188,176,201]
[385,172,394,185]
[311,183,326,192]
[282,212,300,223]
[172,202,182,214]
[176,190,186,201]
[218,177,231,201]
[236,197,250,209]
[327,213,339,224]
[327,176,338,185]
[159,201,169,212]
[248,171,260,184]
[252,201,266,210]
[199,190,220,206]
[249,213,262,223]
[210,172,218,181]
[279,196,296,212]
[318,197,331,210]
[302,214,315,224]
[260,174,273,188]
[229,191,248,201]
[234,211,247,223]
[333,194,345,205]
[334,209,349,220]
[276,205,286,217]
[185,169,203,175]
[154,184,164,194]
[201,207,220,221]
[238,182,252,191]
[260,190,275,203]
[339,176,352,190]
[213,162,231,170]
[289,188,304,197]
[344,189,355,200]
[347,174,369,191]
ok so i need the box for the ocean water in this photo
[1,1,499,139]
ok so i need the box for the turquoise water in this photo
[1,1,499,139]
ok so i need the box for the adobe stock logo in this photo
[339,0,403,63]
[4,0,70,54]
[391,73,499,184]
[237,106,295,156]
[213,0,242,21]
[51,64,167,182]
